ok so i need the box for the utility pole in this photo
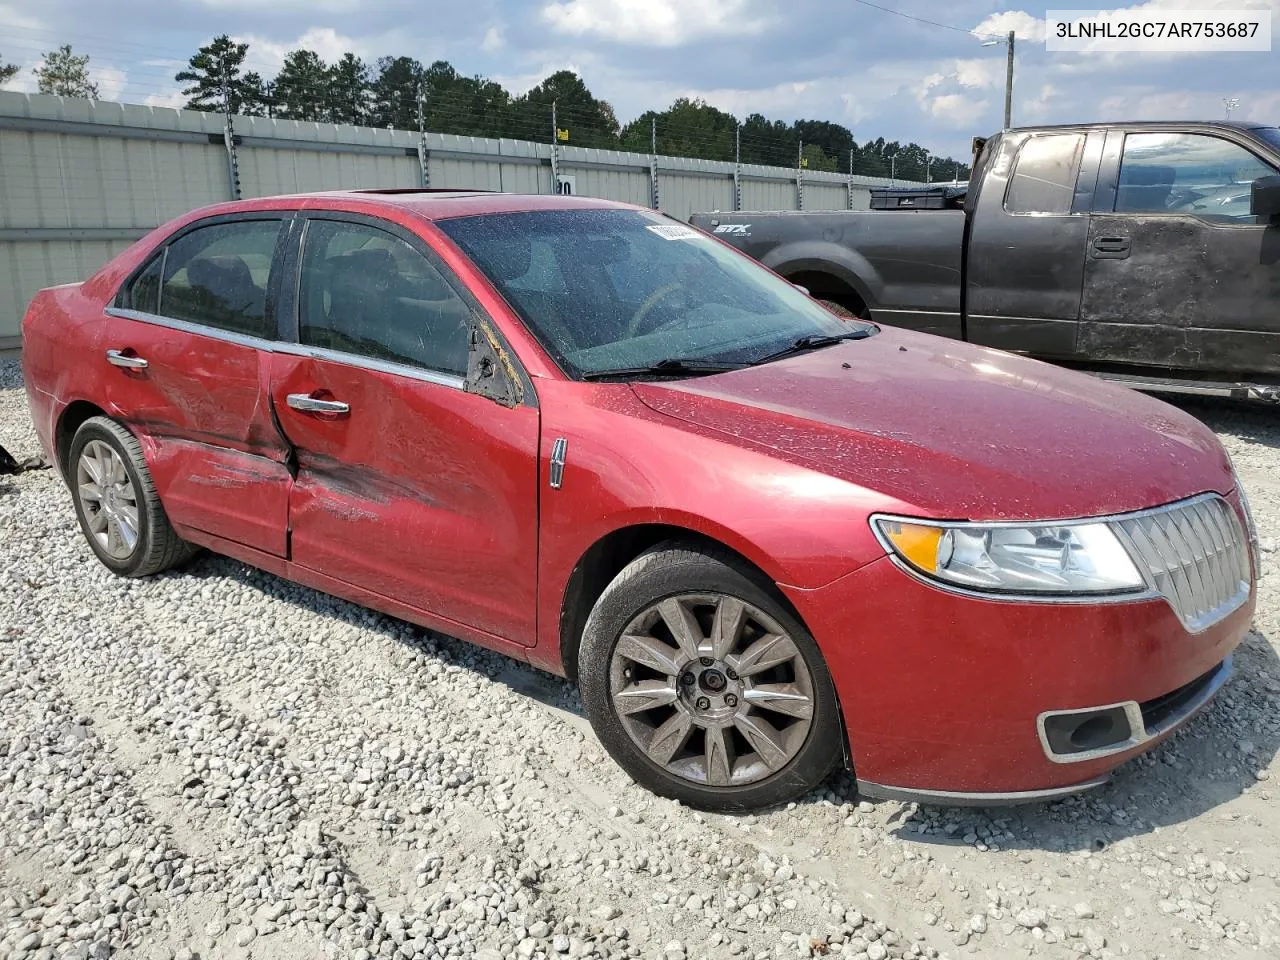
[416,83,430,188]
[1004,30,1015,130]
[221,64,242,201]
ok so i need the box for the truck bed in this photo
[689,210,966,338]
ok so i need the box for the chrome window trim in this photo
[104,306,277,352]
[1036,655,1233,764]
[272,341,466,390]
[856,775,1111,806]
[104,306,467,390]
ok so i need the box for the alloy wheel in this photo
[75,439,140,561]
[608,593,816,787]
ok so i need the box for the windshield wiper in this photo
[580,357,745,381]
[749,330,873,367]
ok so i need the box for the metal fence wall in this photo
[0,91,914,347]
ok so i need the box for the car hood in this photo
[631,328,1232,521]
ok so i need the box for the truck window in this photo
[1004,134,1085,215]
[1116,133,1278,220]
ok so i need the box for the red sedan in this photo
[21,190,1260,810]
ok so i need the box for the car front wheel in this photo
[579,543,842,811]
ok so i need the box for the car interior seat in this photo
[185,255,267,334]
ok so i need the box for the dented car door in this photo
[102,214,294,556]
[269,215,541,645]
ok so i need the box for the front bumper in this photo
[784,549,1253,801]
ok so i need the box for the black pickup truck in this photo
[691,121,1280,401]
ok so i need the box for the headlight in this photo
[873,516,1146,596]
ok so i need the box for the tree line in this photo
[176,36,972,179]
[2,39,974,180]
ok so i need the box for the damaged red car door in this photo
[102,215,294,556]
[268,215,540,646]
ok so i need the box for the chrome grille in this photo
[1110,495,1251,633]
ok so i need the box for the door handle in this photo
[286,393,351,415]
[1092,236,1131,259]
[106,349,148,369]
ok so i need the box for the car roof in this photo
[206,190,643,222]
[1005,120,1275,134]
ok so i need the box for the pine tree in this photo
[327,53,371,126]
[35,45,99,99]
[176,35,264,115]
[0,53,18,85]
[272,50,329,122]
[371,56,426,130]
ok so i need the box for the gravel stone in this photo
[3,364,1280,960]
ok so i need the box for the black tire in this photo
[68,417,197,577]
[578,542,842,812]
[818,298,867,321]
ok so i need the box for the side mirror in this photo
[465,322,523,409]
[1251,175,1280,222]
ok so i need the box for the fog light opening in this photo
[1070,715,1120,751]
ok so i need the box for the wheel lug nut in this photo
[695,697,711,710]
[726,668,738,681]
[680,672,696,686]
[699,656,714,667]
[724,694,738,708]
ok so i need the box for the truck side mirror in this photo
[1250,175,1280,222]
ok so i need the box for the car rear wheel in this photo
[69,417,196,577]
[579,543,842,811]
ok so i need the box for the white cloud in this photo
[481,25,506,53]
[201,0,362,8]
[490,61,584,97]
[91,64,127,101]
[144,89,188,109]
[540,0,770,47]
[971,10,1046,43]
[233,27,373,75]
[0,0,41,31]
[926,93,988,130]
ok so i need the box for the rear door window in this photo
[1004,134,1086,215]
[155,219,284,338]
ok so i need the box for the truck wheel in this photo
[68,417,197,577]
[578,542,842,811]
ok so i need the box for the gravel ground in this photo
[2,356,1278,960]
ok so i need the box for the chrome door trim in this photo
[104,307,467,391]
[286,393,351,415]
[106,349,148,369]
[549,437,567,489]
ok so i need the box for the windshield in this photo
[436,209,870,377]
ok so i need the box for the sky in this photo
[0,0,1277,159]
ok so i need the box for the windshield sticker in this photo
[646,224,707,241]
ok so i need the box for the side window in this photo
[299,219,471,377]
[1116,133,1278,219]
[1004,134,1086,215]
[159,219,283,338]
[123,253,163,314]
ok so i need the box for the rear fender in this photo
[757,240,881,309]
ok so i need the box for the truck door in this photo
[964,130,1098,359]
[1079,129,1280,378]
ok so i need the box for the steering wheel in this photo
[626,283,685,338]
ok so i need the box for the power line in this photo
[848,0,996,38]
